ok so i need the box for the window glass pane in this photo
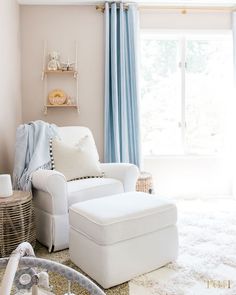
[185,35,233,155]
[140,35,182,156]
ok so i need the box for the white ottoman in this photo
[69,192,178,289]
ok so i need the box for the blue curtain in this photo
[104,2,141,167]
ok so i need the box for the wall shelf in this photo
[42,41,79,115]
[43,70,78,79]
[44,104,78,114]
[44,70,76,74]
[45,104,78,108]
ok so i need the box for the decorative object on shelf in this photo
[136,171,154,194]
[67,97,71,105]
[0,174,13,198]
[48,89,67,105]
[47,51,61,71]
[61,58,75,71]
[66,96,73,105]
[0,191,36,257]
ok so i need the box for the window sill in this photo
[143,154,225,160]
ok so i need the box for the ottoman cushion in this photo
[69,192,177,245]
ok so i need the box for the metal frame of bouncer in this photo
[0,242,105,295]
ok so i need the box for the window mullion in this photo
[181,36,186,154]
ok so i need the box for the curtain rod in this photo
[96,4,128,12]
[96,4,236,14]
[139,5,236,13]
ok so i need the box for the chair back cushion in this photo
[58,126,99,160]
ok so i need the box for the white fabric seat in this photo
[31,126,139,252]
[69,192,178,288]
[33,178,123,215]
[67,178,123,206]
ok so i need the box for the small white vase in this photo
[0,174,13,197]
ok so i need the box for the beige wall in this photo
[140,9,231,30]
[20,5,105,159]
[0,0,22,174]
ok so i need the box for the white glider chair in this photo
[32,126,139,252]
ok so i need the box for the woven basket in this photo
[0,191,36,257]
[136,171,154,194]
[48,89,67,105]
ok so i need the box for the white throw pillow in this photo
[50,136,103,181]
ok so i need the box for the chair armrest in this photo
[100,163,139,192]
[32,169,68,215]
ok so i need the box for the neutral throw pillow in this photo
[50,136,103,181]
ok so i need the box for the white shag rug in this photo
[130,198,236,295]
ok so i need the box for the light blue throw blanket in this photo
[13,120,59,191]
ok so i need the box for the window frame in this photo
[140,29,233,158]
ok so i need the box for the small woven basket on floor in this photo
[0,191,36,257]
[136,171,154,194]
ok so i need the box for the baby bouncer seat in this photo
[0,242,105,295]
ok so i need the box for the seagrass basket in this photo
[0,191,36,257]
[136,171,154,194]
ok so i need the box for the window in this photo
[140,32,233,156]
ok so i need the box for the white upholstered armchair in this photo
[31,126,139,252]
